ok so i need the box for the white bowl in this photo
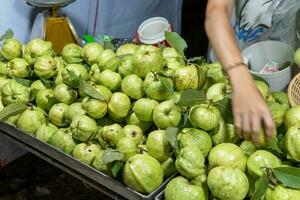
[242,41,294,91]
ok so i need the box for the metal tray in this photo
[0,121,174,200]
[154,190,164,200]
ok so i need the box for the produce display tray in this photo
[0,121,172,200]
[154,190,164,200]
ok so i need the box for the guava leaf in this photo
[0,29,14,41]
[188,56,206,65]
[67,69,81,88]
[165,32,187,57]
[166,127,179,151]
[158,42,166,51]
[179,112,189,128]
[214,96,233,124]
[278,61,292,71]
[156,72,176,79]
[266,139,283,155]
[102,149,124,164]
[252,74,269,86]
[40,78,53,89]
[252,174,269,200]
[276,124,286,137]
[30,89,38,102]
[48,97,57,107]
[157,75,174,95]
[82,63,91,72]
[176,89,206,107]
[80,81,107,101]
[104,41,115,51]
[0,103,27,121]
[12,77,32,87]
[110,161,124,178]
[273,167,300,189]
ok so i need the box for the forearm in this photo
[205,1,254,86]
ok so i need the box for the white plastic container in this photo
[242,41,294,91]
[137,17,171,45]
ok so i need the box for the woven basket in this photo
[288,73,300,106]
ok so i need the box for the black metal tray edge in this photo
[0,121,174,200]
[154,190,164,200]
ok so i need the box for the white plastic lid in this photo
[138,17,169,44]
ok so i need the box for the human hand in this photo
[228,67,275,146]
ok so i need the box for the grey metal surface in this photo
[154,190,164,200]
[25,0,75,7]
[0,121,172,200]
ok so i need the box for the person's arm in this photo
[205,0,275,145]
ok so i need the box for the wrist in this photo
[227,66,255,89]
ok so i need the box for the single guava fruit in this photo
[208,143,247,171]
[123,154,163,194]
[175,146,205,179]
[207,166,249,200]
[284,105,300,129]
[164,176,207,200]
[189,104,221,131]
[284,124,300,161]
[146,130,173,162]
[247,150,281,180]
[178,128,212,157]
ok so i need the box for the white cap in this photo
[137,17,169,45]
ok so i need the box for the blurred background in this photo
[0,0,208,57]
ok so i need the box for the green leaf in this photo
[158,43,166,51]
[252,174,269,200]
[188,56,206,65]
[0,103,27,121]
[110,161,124,178]
[30,89,38,102]
[166,127,179,151]
[214,96,233,124]
[157,75,174,95]
[276,124,286,137]
[273,167,300,189]
[80,81,107,101]
[82,63,91,72]
[67,69,81,88]
[104,41,115,51]
[176,89,206,107]
[252,74,269,86]
[165,32,187,57]
[278,61,291,71]
[12,77,32,87]
[40,78,53,88]
[48,97,58,107]
[102,149,124,164]
[156,72,176,79]
[266,139,283,155]
[179,112,189,128]
[0,29,14,41]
